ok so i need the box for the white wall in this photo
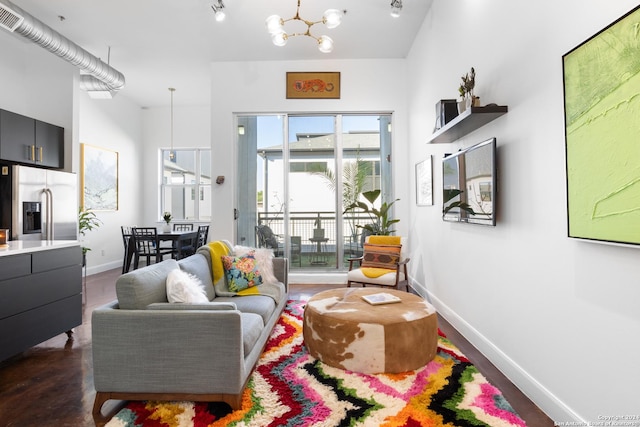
[208,59,410,243]
[78,94,144,273]
[407,0,640,422]
[141,104,211,226]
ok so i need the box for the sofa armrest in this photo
[273,257,288,290]
[147,302,237,311]
[92,302,247,394]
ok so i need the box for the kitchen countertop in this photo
[0,240,80,257]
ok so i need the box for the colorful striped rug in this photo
[106,300,527,426]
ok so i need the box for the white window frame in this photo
[160,148,211,221]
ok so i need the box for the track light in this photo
[211,0,225,22]
[390,0,402,18]
[266,0,343,53]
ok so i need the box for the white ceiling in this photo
[9,0,431,108]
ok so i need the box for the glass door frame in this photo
[235,112,392,272]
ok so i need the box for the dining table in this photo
[123,228,198,272]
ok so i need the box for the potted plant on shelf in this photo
[162,211,172,232]
[458,67,479,113]
[78,208,102,266]
[344,189,400,236]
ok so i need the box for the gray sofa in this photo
[91,246,288,426]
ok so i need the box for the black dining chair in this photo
[132,227,174,269]
[169,223,195,258]
[196,225,209,248]
[173,223,194,231]
[121,226,134,273]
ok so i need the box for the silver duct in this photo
[0,0,125,94]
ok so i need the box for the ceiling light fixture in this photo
[390,0,402,18]
[265,0,343,53]
[169,87,176,161]
[211,0,226,22]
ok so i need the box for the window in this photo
[160,149,211,221]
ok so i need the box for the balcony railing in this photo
[257,210,374,269]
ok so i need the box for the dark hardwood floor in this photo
[0,268,554,426]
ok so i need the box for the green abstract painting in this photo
[564,5,640,245]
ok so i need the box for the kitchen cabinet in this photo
[0,109,64,168]
[0,244,82,361]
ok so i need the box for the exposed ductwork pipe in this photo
[0,0,125,95]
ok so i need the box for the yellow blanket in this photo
[361,267,395,278]
[207,240,229,283]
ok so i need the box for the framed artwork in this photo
[81,143,118,211]
[286,72,340,99]
[563,5,640,245]
[415,156,433,206]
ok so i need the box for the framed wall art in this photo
[415,156,433,206]
[286,72,340,99]
[563,5,640,245]
[81,143,119,211]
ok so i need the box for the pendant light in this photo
[169,87,175,160]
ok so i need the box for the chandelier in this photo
[265,0,344,53]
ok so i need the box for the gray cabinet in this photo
[0,109,64,168]
[0,245,82,361]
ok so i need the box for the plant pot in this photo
[457,100,466,114]
[163,223,171,232]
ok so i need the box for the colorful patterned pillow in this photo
[222,251,263,292]
[361,243,402,269]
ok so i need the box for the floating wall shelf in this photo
[428,105,508,144]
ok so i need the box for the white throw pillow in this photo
[166,269,209,303]
[234,245,278,285]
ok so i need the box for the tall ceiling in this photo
[8,0,431,108]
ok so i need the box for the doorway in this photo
[236,113,392,271]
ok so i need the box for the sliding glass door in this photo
[236,113,392,271]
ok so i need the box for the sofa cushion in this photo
[241,312,264,357]
[215,295,276,325]
[166,269,208,303]
[222,252,263,292]
[178,254,215,300]
[234,245,278,286]
[117,259,179,309]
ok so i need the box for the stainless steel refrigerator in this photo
[10,165,78,241]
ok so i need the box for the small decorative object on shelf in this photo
[458,67,480,113]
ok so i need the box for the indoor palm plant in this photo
[344,189,400,236]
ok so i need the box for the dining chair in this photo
[196,225,209,248]
[121,226,134,273]
[173,223,194,231]
[132,227,174,269]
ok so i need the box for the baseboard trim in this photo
[86,261,121,276]
[410,279,585,424]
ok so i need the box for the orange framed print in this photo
[286,72,340,99]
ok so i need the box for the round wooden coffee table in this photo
[303,288,438,374]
